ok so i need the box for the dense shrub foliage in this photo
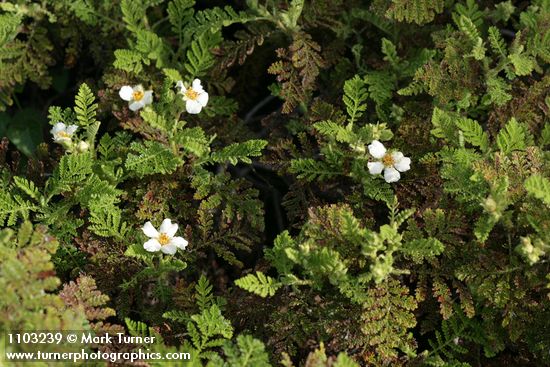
[0,0,549,366]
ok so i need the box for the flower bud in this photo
[77,141,89,152]
[349,143,365,153]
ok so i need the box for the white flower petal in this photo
[368,140,387,159]
[159,218,172,234]
[143,239,162,252]
[176,80,184,91]
[170,236,188,250]
[192,79,203,92]
[367,161,385,175]
[119,86,133,101]
[391,151,404,162]
[160,243,177,255]
[186,99,203,114]
[160,218,178,237]
[142,221,159,238]
[133,84,144,93]
[51,122,66,135]
[384,167,401,183]
[143,91,153,105]
[197,92,208,107]
[66,125,78,135]
[393,155,411,172]
[129,101,143,111]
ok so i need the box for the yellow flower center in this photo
[185,88,199,101]
[382,154,395,167]
[158,233,170,246]
[57,131,70,138]
[132,90,144,102]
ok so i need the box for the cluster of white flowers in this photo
[367,140,411,183]
[50,123,89,152]
[137,140,409,255]
[53,79,210,148]
[142,218,188,255]
[118,79,208,114]
[55,81,409,255]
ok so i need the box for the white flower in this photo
[142,218,188,255]
[176,79,208,114]
[367,140,411,183]
[50,122,78,144]
[119,84,153,111]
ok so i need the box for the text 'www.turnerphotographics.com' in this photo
[5,332,191,364]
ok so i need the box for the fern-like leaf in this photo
[386,0,444,25]
[235,271,281,297]
[488,26,507,57]
[184,31,221,78]
[524,175,550,206]
[125,141,183,177]
[496,118,526,154]
[289,158,342,181]
[455,117,489,152]
[220,335,270,367]
[74,83,98,127]
[314,121,356,143]
[113,49,143,74]
[168,0,195,42]
[343,75,368,125]
[189,6,258,36]
[209,140,267,165]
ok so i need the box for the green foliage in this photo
[0,182,36,226]
[343,75,368,125]
[360,278,417,363]
[453,0,483,27]
[250,201,438,307]
[289,158,343,182]
[212,335,271,367]
[524,174,550,206]
[485,75,512,106]
[314,121,356,143]
[188,304,233,355]
[168,0,195,42]
[401,237,445,264]
[126,317,159,339]
[113,49,145,73]
[88,204,128,239]
[189,6,257,36]
[60,275,124,334]
[0,222,89,345]
[488,27,507,57]
[209,140,267,165]
[126,140,183,177]
[235,271,282,297]
[386,0,445,25]
[185,31,222,78]
[426,309,496,362]
[0,5,55,111]
[455,117,489,153]
[281,343,360,367]
[496,118,527,154]
[268,32,326,113]
[0,0,549,366]
[74,83,98,127]
[432,108,490,153]
[509,52,536,76]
